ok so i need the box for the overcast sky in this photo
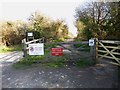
[0,0,87,36]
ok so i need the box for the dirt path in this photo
[2,61,118,88]
[0,51,118,88]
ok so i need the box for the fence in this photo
[96,39,120,66]
[22,37,44,57]
[22,38,96,62]
[21,37,120,66]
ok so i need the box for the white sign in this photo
[89,39,94,46]
[27,32,33,37]
[29,43,44,55]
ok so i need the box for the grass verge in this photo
[75,58,95,68]
[13,50,49,69]
[13,43,67,69]
[13,55,44,69]
[41,56,67,68]
[13,55,67,69]
[12,43,94,69]
[0,44,22,53]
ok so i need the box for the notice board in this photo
[29,43,44,55]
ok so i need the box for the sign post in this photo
[89,38,96,62]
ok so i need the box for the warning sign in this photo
[51,48,63,56]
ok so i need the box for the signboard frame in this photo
[51,48,63,56]
[29,43,44,55]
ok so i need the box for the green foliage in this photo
[73,37,82,42]
[13,51,67,69]
[44,43,57,50]
[73,43,90,52]
[74,44,88,48]
[0,21,28,46]
[75,58,95,67]
[0,11,69,46]
[13,43,63,69]
[75,2,120,40]
[53,38,65,42]
[29,12,69,41]
[41,56,67,68]
[13,54,47,69]
[0,44,22,53]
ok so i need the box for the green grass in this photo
[53,38,65,42]
[13,55,45,69]
[0,44,22,53]
[74,44,89,48]
[13,55,67,69]
[75,58,95,67]
[12,43,94,69]
[13,43,67,69]
[73,38,82,42]
[13,50,49,69]
[74,44,90,52]
[44,43,57,49]
[41,56,67,68]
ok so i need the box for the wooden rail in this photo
[22,37,44,57]
[57,41,88,44]
[99,40,120,44]
[96,39,120,66]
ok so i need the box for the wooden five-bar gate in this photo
[96,39,120,66]
[22,37,120,66]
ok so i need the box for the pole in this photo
[90,38,97,63]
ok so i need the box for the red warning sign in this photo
[51,48,63,56]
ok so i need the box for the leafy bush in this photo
[1,21,27,46]
[53,38,65,42]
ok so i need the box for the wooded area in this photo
[0,12,69,46]
[75,2,120,40]
[0,1,120,46]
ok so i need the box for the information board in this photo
[51,48,63,56]
[29,43,44,55]
[27,32,33,37]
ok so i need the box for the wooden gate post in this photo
[90,38,97,63]
[95,38,98,61]
[23,44,27,57]
[22,39,27,57]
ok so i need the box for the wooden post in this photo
[22,39,27,57]
[95,38,98,62]
[90,38,97,63]
[42,37,44,43]
[24,44,27,57]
